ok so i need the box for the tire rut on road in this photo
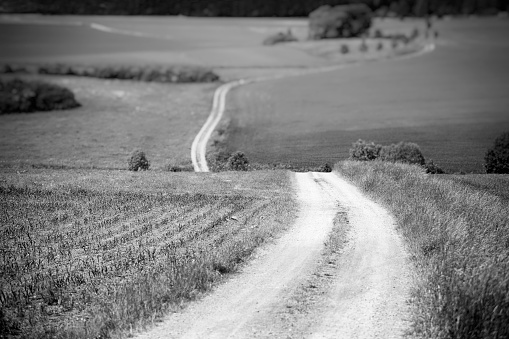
[135,172,413,338]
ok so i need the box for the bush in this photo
[0,78,80,114]
[379,141,425,166]
[263,30,298,45]
[340,44,350,54]
[317,163,332,172]
[227,151,249,171]
[424,159,445,174]
[359,41,368,52]
[485,131,509,173]
[373,28,383,38]
[349,139,382,161]
[127,150,150,171]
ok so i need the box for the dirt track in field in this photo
[135,172,412,338]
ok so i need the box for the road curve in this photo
[190,42,435,172]
[134,171,412,338]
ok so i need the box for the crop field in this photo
[0,169,295,338]
[224,18,509,173]
[0,74,215,170]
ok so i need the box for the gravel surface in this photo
[134,172,413,338]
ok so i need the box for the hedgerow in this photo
[0,78,80,114]
[0,63,220,83]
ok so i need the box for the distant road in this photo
[225,18,509,173]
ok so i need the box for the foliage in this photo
[127,149,150,171]
[2,0,506,17]
[349,139,382,161]
[0,64,220,83]
[484,131,509,173]
[359,41,368,52]
[336,160,509,338]
[423,159,445,174]
[379,141,425,166]
[0,180,294,338]
[0,78,80,114]
[263,30,298,45]
[317,163,332,172]
[308,4,372,40]
[227,151,250,171]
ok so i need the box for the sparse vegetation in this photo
[484,131,509,173]
[336,160,509,339]
[0,64,219,83]
[0,78,80,114]
[127,149,150,171]
[0,171,295,338]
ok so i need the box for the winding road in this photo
[136,172,412,338]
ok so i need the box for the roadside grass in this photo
[0,169,296,339]
[335,160,509,338]
[0,75,216,170]
[444,174,509,202]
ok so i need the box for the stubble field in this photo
[0,169,295,338]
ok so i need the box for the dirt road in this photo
[135,172,412,338]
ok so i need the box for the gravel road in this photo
[135,172,413,338]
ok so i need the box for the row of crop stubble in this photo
[0,170,296,338]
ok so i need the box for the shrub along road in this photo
[136,171,411,338]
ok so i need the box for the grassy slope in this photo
[336,161,509,338]
[444,174,509,201]
[224,19,509,173]
[0,75,216,170]
[0,169,296,339]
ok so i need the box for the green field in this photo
[0,75,216,170]
[224,18,509,173]
[0,169,295,338]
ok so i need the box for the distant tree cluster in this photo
[1,0,507,16]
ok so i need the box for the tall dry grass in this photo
[336,160,509,338]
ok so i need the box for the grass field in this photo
[0,169,296,338]
[0,75,216,170]
[336,161,509,338]
[224,18,509,173]
[444,173,509,201]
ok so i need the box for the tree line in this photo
[2,0,507,17]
